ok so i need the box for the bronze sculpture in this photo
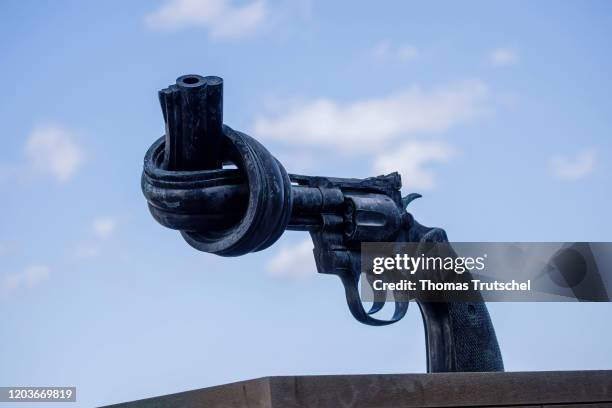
[142,74,504,372]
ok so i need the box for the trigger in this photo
[368,301,385,315]
[341,275,408,326]
[366,272,386,315]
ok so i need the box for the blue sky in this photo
[1,0,612,406]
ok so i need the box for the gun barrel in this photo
[146,181,336,231]
[159,75,223,171]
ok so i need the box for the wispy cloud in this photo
[372,40,419,63]
[145,0,267,40]
[25,124,83,183]
[93,217,117,239]
[488,48,518,66]
[1,264,50,298]
[254,80,490,152]
[373,141,455,189]
[254,81,491,190]
[266,239,316,280]
[550,150,596,181]
[70,217,119,260]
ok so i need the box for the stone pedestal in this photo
[103,370,612,407]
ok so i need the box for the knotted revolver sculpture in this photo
[142,75,504,372]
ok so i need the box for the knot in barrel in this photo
[142,75,292,256]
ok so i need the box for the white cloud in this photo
[25,124,83,182]
[145,0,267,40]
[92,217,117,239]
[266,239,316,280]
[374,141,455,190]
[488,48,518,66]
[253,81,489,152]
[550,150,596,181]
[1,264,50,298]
[372,40,419,63]
[69,217,119,261]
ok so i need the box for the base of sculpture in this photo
[102,370,612,407]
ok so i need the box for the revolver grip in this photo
[418,301,504,372]
[409,222,504,372]
[448,302,504,371]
